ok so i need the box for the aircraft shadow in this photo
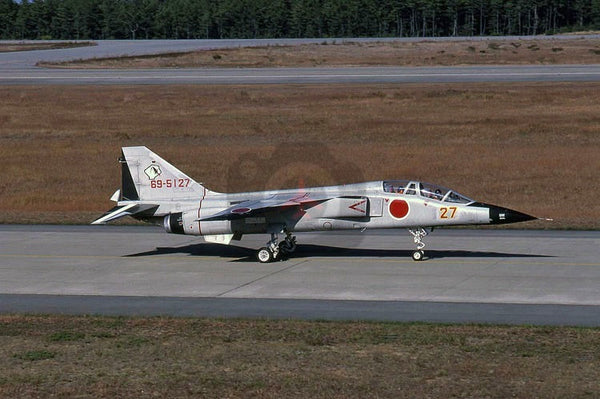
[126,243,552,262]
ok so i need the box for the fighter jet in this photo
[92,146,538,262]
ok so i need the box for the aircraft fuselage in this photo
[93,147,537,262]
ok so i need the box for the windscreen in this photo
[383,180,411,194]
[384,180,473,203]
[420,182,473,203]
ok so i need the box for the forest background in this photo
[1,0,600,41]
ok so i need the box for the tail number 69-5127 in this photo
[150,178,190,189]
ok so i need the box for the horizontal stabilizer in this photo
[91,203,158,225]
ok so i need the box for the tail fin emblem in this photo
[144,164,162,180]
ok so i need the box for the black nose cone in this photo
[487,204,536,224]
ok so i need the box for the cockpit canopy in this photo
[383,180,474,204]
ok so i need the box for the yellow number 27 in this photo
[440,206,457,219]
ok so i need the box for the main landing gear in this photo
[408,227,430,261]
[257,230,297,263]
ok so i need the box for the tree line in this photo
[2,0,600,40]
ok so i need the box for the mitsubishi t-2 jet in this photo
[92,146,538,262]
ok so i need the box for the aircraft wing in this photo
[197,193,329,222]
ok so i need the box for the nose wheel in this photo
[408,228,430,261]
[412,250,425,261]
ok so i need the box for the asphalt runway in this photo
[1,225,599,325]
[2,37,600,85]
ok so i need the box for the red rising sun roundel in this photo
[389,199,409,219]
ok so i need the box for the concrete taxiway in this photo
[3,65,600,85]
[1,225,599,325]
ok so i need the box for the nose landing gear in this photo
[408,227,430,261]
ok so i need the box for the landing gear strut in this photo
[408,227,430,261]
[256,230,297,263]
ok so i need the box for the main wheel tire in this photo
[286,241,297,253]
[412,250,424,261]
[279,240,297,254]
[257,247,273,263]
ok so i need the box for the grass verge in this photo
[1,315,599,398]
[38,38,600,68]
[0,83,598,228]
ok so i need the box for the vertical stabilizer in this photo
[120,146,214,201]
[120,151,139,200]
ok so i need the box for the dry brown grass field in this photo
[0,83,598,228]
[41,38,600,68]
[1,315,600,398]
